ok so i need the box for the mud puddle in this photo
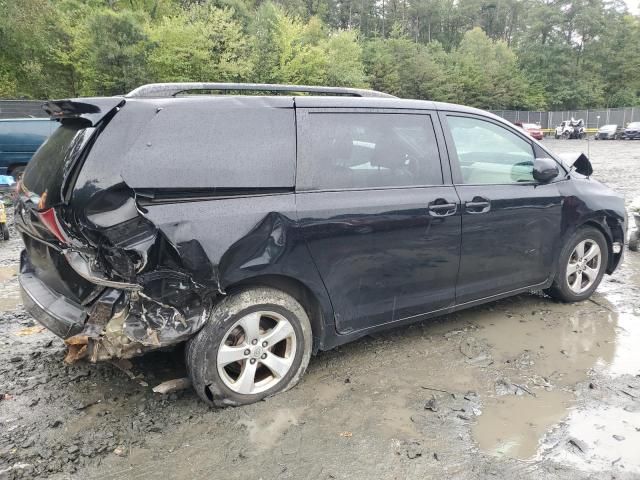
[474,389,574,458]
[546,406,640,473]
[0,265,20,310]
[0,265,17,282]
[465,253,640,467]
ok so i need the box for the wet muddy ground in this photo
[1,138,639,480]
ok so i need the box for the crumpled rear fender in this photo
[142,194,334,345]
[65,191,334,361]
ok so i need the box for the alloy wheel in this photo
[217,310,297,395]
[566,239,601,294]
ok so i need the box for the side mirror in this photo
[572,153,593,176]
[533,158,560,183]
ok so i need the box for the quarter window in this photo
[307,113,442,190]
[447,116,535,184]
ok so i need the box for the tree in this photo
[74,9,150,96]
[147,4,251,83]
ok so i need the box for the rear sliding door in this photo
[295,108,461,334]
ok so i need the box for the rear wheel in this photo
[186,287,312,407]
[545,227,608,302]
[1,223,8,241]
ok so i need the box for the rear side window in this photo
[306,113,442,190]
[22,120,93,209]
[120,101,295,190]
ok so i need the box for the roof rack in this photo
[125,82,395,99]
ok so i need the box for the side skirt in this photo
[319,278,553,351]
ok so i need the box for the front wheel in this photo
[186,287,313,407]
[545,227,608,302]
[1,223,8,241]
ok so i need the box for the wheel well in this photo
[7,164,26,177]
[226,274,325,353]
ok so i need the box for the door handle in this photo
[428,199,457,217]
[465,197,491,214]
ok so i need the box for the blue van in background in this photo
[0,118,59,178]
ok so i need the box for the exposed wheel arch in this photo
[7,164,26,179]
[225,274,326,353]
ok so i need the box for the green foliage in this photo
[1,0,638,109]
[147,4,251,83]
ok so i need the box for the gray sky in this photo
[625,0,639,14]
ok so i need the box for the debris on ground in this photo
[424,396,439,412]
[568,437,589,454]
[14,326,45,336]
[152,377,192,394]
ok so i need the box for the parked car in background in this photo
[594,124,623,140]
[555,118,586,139]
[15,83,626,407]
[0,118,58,178]
[515,122,544,140]
[622,122,640,140]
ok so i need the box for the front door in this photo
[296,109,461,334]
[441,113,564,304]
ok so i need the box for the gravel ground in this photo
[1,138,639,480]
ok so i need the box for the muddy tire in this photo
[545,227,608,303]
[186,287,312,407]
[1,223,8,241]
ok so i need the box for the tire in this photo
[186,286,313,407]
[555,134,560,139]
[1,223,8,241]
[545,227,608,302]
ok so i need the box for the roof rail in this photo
[125,82,395,99]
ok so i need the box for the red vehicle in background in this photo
[515,121,544,140]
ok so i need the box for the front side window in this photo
[307,113,442,190]
[447,116,535,184]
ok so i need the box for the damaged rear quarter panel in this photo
[64,97,335,361]
[140,194,334,341]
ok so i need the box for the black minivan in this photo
[16,83,626,406]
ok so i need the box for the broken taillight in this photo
[38,208,70,245]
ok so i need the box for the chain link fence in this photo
[491,107,640,130]
[0,100,47,119]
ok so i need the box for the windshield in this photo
[523,123,539,129]
[600,125,616,131]
[627,122,640,129]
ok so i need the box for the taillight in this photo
[38,208,70,245]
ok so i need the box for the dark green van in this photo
[0,118,59,178]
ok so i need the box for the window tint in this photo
[120,98,296,189]
[447,116,535,184]
[308,113,442,190]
